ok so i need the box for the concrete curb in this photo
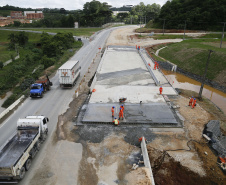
[155,46,167,56]
[89,47,108,93]
[0,95,25,120]
[140,137,155,185]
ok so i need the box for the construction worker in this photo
[120,104,124,112]
[188,96,194,106]
[154,61,157,70]
[111,106,115,117]
[114,118,119,126]
[159,86,163,95]
[192,98,196,109]
[156,62,159,69]
[119,108,124,120]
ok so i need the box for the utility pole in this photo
[145,16,146,25]
[220,22,226,48]
[183,20,187,40]
[198,50,214,100]
[139,8,142,36]
[162,19,166,35]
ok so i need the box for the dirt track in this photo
[28,26,226,185]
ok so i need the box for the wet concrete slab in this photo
[82,103,178,125]
[90,85,177,103]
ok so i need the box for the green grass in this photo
[0,45,17,63]
[18,28,103,36]
[0,30,43,62]
[153,39,226,81]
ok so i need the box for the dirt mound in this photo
[148,147,225,185]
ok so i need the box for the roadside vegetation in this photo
[147,37,226,85]
[0,30,42,63]
[0,31,82,108]
[18,28,102,37]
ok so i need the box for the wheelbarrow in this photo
[119,98,127,103]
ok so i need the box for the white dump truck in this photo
[58,60,81,87]
[0,116,49,182]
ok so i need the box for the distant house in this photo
[24,11,35,16]
[26,13,44,19]
[112,11,129,16]
[25,11,44,19]
[110,5,133,15]
[10,11,24,19]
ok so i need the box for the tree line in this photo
[1,0,225,30]
[1,1,160,27]
[153,0,226,30]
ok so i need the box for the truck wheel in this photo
[36,141,41,151]
[19,167,26,179]
[25,159,32,171]
[40,93,43,98]
[30,148,36,159]
[42,133,47,141]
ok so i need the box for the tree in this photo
[0,61,3,69]
[8,33,17,49]
[67,15,74,27]
[13,21,21,27]
[41,55,55,69]
[82,0,112,26]
[16,32,28,46]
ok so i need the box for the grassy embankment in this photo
[0,30,82,108]
[18,27,103,37]
[146,35,226,85]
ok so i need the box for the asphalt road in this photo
[0,26,119,184]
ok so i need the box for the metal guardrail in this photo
[138,50,160,86]
[0,95,25,120]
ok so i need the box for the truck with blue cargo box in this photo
[0,115,49,182]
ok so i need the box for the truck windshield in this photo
[31,86,41,89]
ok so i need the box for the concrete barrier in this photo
[3,54,20,67]
[138,50,159,86]
[140,137,155,185]
[0,95,25,120]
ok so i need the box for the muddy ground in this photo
[147,92,226,185]
[29,26,226,185]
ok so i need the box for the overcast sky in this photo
[0,0,168,10]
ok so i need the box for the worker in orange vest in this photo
[188,96,194,106]
[120,104,124,112]
[119,108,124,120]
[156,62,159,69]
[114,118,119,126]
[154,61,157,70]
[159,86,163,95]
[111,106,115,117]
[192,98,196,109]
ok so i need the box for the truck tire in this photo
[30,148,37,159]
[25,159,32,171]
[40,93,43,98]
[36,141,41,151]
[42,132,47,141]
[19,167,26,179]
